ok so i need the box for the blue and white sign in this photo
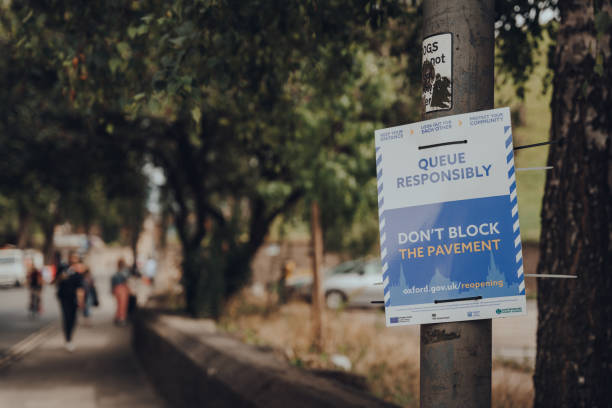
[375,107,527,326]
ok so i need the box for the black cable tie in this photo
[514,137,565,151]
[418,140,467,150]
[434,296,482,304]
[370,301,385,304]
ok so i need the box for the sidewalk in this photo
[0,302,167,407]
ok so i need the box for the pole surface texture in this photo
[420,1,494,407]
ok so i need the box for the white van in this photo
[0,249,26,287]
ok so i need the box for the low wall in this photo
[133,310,398,408]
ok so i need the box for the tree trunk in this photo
[182,244,224,318]
[41,221,56,264]
[39,201,60,264]
[310,200,325,351]
[16,203,32,249]
[131,228,140,272]
[534,2,612,407]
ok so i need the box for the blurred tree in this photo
[4,0,414,317]
[494,0,559,98]
[142,2,411,316]
[4,0,420,318]
[291,47,419,257]
[0,195,19,246]
[0,9,150,260]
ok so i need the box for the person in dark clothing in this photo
[53,252,85,351]
[52,251,68,282]
[26,258,43,319]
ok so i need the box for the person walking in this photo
[81,267,99,325]
[111,259,130,326]
[54,253,85,351]
[25,258,43,319]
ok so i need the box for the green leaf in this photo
[108,58,122,74]
[594,54,604,77]
[169,36,186,48]
[176,21,195,36]
[116,42,132,60]
[191,106,201,124]
[128,24,149,38]
[137,25,149,35]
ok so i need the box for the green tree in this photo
[4,0,419,318]
[0,6,150,259]
[140,1,418,316]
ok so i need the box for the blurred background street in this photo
[0,248,166,408]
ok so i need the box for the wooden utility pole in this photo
[420,1,494,407]
[310,200,325,350]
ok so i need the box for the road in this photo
[0,285,60,359]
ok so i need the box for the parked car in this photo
[0,248,26,287]
[323,259,384,309]
[285,259,384,309]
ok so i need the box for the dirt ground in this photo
[158,241,542,407]
[223,243,541,408]
[220,296,535,408]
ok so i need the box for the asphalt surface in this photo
[0,285,60,359]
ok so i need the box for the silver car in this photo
[323,259,384,309]
[286,259,384,309]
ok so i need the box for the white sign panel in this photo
[375,108,527,326]
[422,33,452,112]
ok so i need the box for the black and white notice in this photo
[422,33,452,113]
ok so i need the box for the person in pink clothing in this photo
[110,259,130,326]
